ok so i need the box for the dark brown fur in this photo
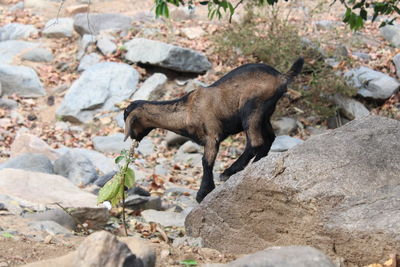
[124,58,304,202]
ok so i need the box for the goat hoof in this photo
[196,188,213,203]
[219,173,231,182]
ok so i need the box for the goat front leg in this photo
[196,139,219,203]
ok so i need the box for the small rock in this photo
[94,171,118,187]
[380,24,400,48]
[327,115,350,129]
[125,195,162,211]
[165,187,197,198]
[21,47,54,62]
[10,133,60,160]
[353,52,371,61]
[174,151,203,167]
[9,1,24,12]
[127,186,151,197]
[132,73,167,101]
[172,236,203,247]
[179,141,202,153]
[77,34,96,59]
[154,164,168,176]
[314,20,338,31]
[181,26,205,39]
[74,13,133,36]
[165,131,190,147]
[0,98,18,109]
[67,148,117,175]
[0,40,39,64]
[0,153,54,174]
[272,117,298,135]
[66,4,89,16]
[77,53,101,72]
[42,18,74,38]
[92,133,130,154]
[270,135,304,152]
[0,64,45,98]
[23,208,76,230]
[28,221,72,236]
[0,23,38,41]
[141,209,186,227]
[119,236,157,267]
[137,137,155,156]
[393,53,400,79]
[97,35,117,55]
[54,150,98,186]
[329,94,369,120]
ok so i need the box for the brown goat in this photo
[124,58,304,202]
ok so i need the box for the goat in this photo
[124,58,304,202]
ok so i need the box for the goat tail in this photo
[285,57,304,84]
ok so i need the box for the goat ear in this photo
[124,112,136,141]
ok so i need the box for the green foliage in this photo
[1,232,14,238]
[154,0,400,29]
[179,259,198,266]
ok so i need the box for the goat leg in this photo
[220,141,253,181]
[196,139,219,203]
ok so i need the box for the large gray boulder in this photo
[56,62,140,123]
[0,153,54,174]
[186,115,400,266]
[0,64,45,98]
[73,13,132,36]
[0,23,38,41]
[0,40,39,64]
[344,66,400,99]
[124,38,212,73]
[380,24,400,48]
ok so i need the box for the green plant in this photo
[180,259,198,266]
[97,142,137,236]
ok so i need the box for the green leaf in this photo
[179,259,197,266]
[124,168,135,188]
[97,174,123,204]
[2,232,13,238]
[115,155,124,164]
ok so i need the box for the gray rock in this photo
[353,52,371,61]
[0,40,39,64]
[315,20,338,30]
[179,140,202,154]
[94,171,117,187]
[69,148,117,174]
[165,131,190,147]
[28,221,72,236]
[92,133,130,154]
[329,94,369,120]
[125,38,212,74]
[174,152,203,167]
[327,115,350,129]
[9,1,24,12]
[21,47,54,62]
[344,66,400,99]
[132,73,167,101]
[57,62,139,123]
[271,117,298,135]
[42,18,74,38]
[172,236,203,247]
[23,208,76,230]
[54,150,98,185]
[97,35,117,55]
[185,115,400,265]
[120,236,157,267]
[0,153,54,174]
[142,209,186,227]
[165,187,197,198]
[73,13,133,36]
[0,98,18,110]
[0,64,45,98]
[77,52,101,72]
[380,24,400,48]
[137,137,155,156]
[393,53,400,79]
[218,246,335,267]
[125,195,162,211]
[127,186,151,197]
[154,164,168,176]
[77,34,96,59]
[270,135,304,152]
[0,23,38,41]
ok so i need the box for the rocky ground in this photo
[0,0,400,266]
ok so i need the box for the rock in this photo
[181,26,205,39]
[380,24,400,48]
[344,66,400,100]
[92,133,130,153]
[9,1,24,12]
[0,98,18,109]
[315,20,338,31]
[28,221,72,236]
[393,53,400,79]
[119,236,157,267]
[125,38,212,74]
[0,23,38,41]
[115,112,125,128]
[185,115,400,265]
[57,62,139,123]
[77,34,96,59]
[172,236,203,247]
[94,171,118,187]
[54,150,98,186]
[42,18,74,38]
[165,187,197,198]
[179,140,202,154]
[66,4,89,16]
[0,40,39,64]
[218,246,335,267]
[137,137,155,156]
[125,195,162,211]
[327,115,350,129]
[10,133,60,161]
[127,186,151,197]
[165,131,190,147]
[0,153,54,174]
[132,73,167,101]
[271,117,298,135]
[0,64,45,98]
[142,209,186,227]
[174,151,203,167]
[329,94,369,120]
[73,13,133,36]
[21,47,54,62]
[77,52,101,72]
[352,52,371,61]
[64,149,115,175]
[23,208,76,230]
[154,164,168,176]
[97,35,117,55]
[270,135,304,152]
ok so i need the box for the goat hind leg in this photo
[220,140,254,181]
[196,139,219,203]
[253,121,275,162]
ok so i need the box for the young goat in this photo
[124,58,304,202]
